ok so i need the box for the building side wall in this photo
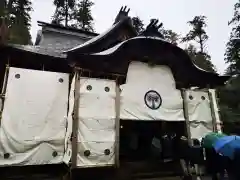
[39,31,91,51]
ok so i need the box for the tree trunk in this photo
[199,35,204,54]
[7,0,14,14]
[64,0,68,27]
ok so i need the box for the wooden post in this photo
[0,18,9,45]
[181,89,192,145]
[0,65,9,125]
[1,64,9,95]
[71,70,80,169]
[181,89,192,177]
[213,90,223,132]
[115,82,120,168]
[208,90,218,133]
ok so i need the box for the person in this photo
[173,135,192,179]
[204,145,229,180]
[229,147,240,180]
[189,139,204,180]
[204,146,217,180]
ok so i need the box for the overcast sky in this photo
[30,0,237,74]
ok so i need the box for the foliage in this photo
[182,16,208,53]
[0,0,32,45]
[225,1,240,75]
[0,0,7,18]
[52,0,75,26]
[218,76,240,123]
[161,29,180,45]
[182,16,215,72]
[185,44,216,72]
[132,16,144,34]
[52,0,94,32]
[219,0,240,124]
[73,0,94,31]
[0,0,14,26]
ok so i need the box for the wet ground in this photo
[135,176,212,180]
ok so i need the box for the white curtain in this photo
[0,67,69,166]
[186,90,213,140]
[64,76,116,167]
[120,61,185,121]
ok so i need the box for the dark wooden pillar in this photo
[0,18,9,45]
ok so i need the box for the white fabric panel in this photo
[186,90,212,122]
[189,122,213,140]
[77,78,116,167]
[126,61,176,87]
[65,76,116,167]
[186,90,214,140]
[0,67,69,166]
[79,78,116,119]
[120,61,184,121]
[77,141,115,167]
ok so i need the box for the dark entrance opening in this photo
[119,120,187,178]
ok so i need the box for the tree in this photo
[220,0,240,126]
[0,0,32,45]
[8,0,32,45]
[184,44,215,72]
[0,0,6,18]
[73,0,94,32]
[182,16,208,53]
[182,16,215,72]
[218,75,240,125]
[52,0,75,26]
[0,0,14,25]
[132,16,144,34]
[161,29,180,45]
[225,1,240,75]
[0,1,9,44]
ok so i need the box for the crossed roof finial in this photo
[120,6,130,14]
[140,19,164,38]
[147,19,163,31]
[114,6,131,24]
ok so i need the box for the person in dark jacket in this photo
[173,136,192,179]
[205,147,218,180]
[189,139,204,180]
[205,146,229,180]
[228,148,240,180]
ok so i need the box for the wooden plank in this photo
[115,83,120,167]
[1,65,9,95]
[74,67,126,78]
[0,65,9,125]
[180,89,193,176]
[71,71,80,169]
[181,89,192,145]
[208,90,218,133]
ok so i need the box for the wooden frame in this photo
[0,65,9,125]
[208,90,218,133]
[71,70,80,168]
[181,89,192,145]
[115,83,120,167]
[180,89,193,176]
[70,69,121,169]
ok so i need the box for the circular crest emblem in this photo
[144,90,162,110]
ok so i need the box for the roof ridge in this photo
[37,21,99,36]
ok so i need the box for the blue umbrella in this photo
[213,135,240,160]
